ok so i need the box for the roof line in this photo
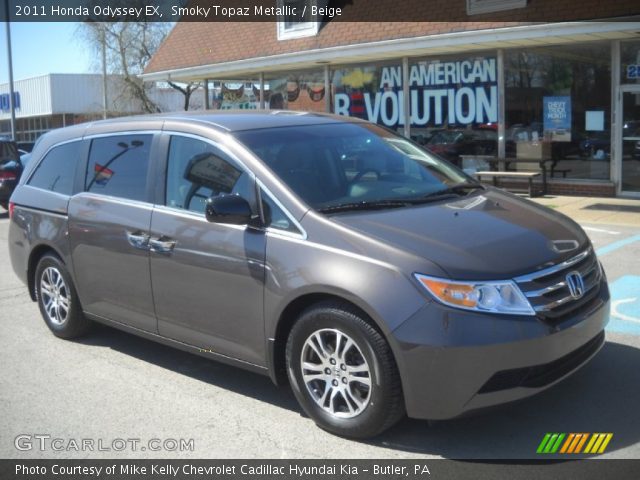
[142,21,640,81]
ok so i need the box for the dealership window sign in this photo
[543,96,571,141]
[0,92,21,112]
[627,65,640,79]
[334,58,498,128]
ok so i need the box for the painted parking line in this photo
[607,275,640,336]
[582,226,620,235]
[595,234,640,257]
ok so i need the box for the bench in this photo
[550,168,571,178]
[475,171,542,197]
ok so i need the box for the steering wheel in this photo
[349,168,381,185]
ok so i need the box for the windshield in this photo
[234,122,474,212]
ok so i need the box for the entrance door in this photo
[621,88,640,195]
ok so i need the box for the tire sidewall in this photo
[287,307,391,437]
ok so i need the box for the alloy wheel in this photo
[40,266,70,326]
[300,328,372,418]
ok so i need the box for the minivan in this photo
[8,112,609,438]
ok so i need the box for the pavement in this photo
[530,194,640,227]
[1,196,639,460]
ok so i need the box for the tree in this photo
[167,81,203,111]
[80,21,171,113]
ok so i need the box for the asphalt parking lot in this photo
[1,210,639,459]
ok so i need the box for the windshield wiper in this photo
[318,182,485,213]
[317,200,411,214]
[423,181,485,199]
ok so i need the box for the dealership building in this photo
[143,2,640,197]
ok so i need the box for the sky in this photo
[0,22,94,84]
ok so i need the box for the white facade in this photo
[0,73,204,121]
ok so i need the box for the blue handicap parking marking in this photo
[607,275,640,336]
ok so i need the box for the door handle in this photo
[126,231,150,250]
[149,236,177,254]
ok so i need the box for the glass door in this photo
[621,88,640,194]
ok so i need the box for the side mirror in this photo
[205,194,252,225]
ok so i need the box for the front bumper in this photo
[390,280,610,420]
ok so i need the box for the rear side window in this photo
[28,141,81,195]
[165,135,245,214]
[85,134,152,202]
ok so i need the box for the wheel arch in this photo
[27,244,65,301]
[268,291,390,386]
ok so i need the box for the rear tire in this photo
[35,253,91,339]
[286,301,404,438]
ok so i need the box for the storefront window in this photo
[332,62,402,133]
[505,44,611,181]
[620,41,640,193]
[332,55,498,169]
[209,80,262,110]
[266,69,325,112]
[621,40,640,84]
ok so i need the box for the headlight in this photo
[414,274,535,315]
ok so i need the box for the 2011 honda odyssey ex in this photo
[8,112,609,438]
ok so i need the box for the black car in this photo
[0,137,23,210]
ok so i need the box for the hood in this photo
[331,189,589,280]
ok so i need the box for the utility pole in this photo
[101,23,107,119]
[4,0,17,139]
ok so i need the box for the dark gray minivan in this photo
[8,112,609,438]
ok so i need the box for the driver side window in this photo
[165,135,246,214]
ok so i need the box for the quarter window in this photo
[28,141,81,195]
[261,190,300,234]
[85,135,152,202]
[165,136,246,214]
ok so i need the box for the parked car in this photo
[425,129,497,165]
[0,137,23,210]
[8,112,609,438]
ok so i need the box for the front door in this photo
[150,134,266,365]
[620,88,640,195]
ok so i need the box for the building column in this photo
[611,40,621,192]
[259,72,265,110]
[402,57,410,139]
[204,79,210,110]
[497,49,506,159]
[324,64,331,113]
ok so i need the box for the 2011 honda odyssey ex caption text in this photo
[8,112,609,438]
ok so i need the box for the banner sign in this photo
[334,58,498,128]
[543,96,571,141]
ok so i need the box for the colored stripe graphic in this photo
[585,433,613,454]
[537,433,565,453]
[538,433,612,454]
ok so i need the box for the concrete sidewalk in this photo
[529,195,640,227]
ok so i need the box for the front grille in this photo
[514,248,602,323]
[478,331,605,393]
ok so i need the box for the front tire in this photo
[286,301,404,438]
[35,253,91,339]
